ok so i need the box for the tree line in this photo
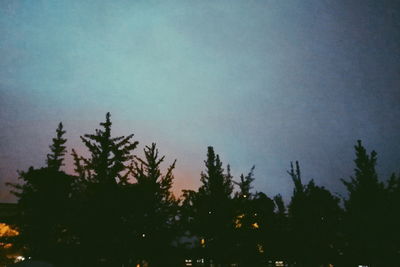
[3,113,400,267]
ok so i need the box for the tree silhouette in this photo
[8,123,74,263]
[7,115,400,267]
[73,112,138,185]
[269,194,289,262]
[385,173,400,264]
[233,166,255,199]
[46,122,67,171]
[71,113,138,267]
[273,194,286,218]
[232,166,276,266]
[288,161,342,267]
[341,140,386,266]
[129,143,179,267]
[182,146,234,266]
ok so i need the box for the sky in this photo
[1,0,400,203]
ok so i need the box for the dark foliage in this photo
[128,143,179,267]
[181,147,235,265]
[8,123,74,263]
[7,117,400,267]
[46,122,67,171]
[287,162,342,267]
[341,140,392,266]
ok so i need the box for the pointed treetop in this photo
[234,165,255,198]
[274,194,286,216]
[288,161,303,194]
[341,140,380,195]
[200,146,233,199]
[341,140,384,212]
[131,142,177,201]
[73,112,138,184]
[46,122,67,171]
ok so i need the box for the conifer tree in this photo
[232,165,275,267]
[199,147,233,201]
[9,123,73,263]
[129,143,178,267]
[71,113,139,267]
[73,112,138,184]
[385,173,400,264]
[288,162,342,267]
[288,161,303,195]
[183,146,235,265]
[46,122,67,171]
[233,165,255,199]
[341,140,385,266]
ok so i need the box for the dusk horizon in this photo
[1,1,400,266]
[1,0,400,204]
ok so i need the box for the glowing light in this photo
[0,223,19,237]
[142,233,146,238]
[0,223,19,253]
[185,259,192,266]
[15,256,25,263]
[252,222,259,229]
[200,238,205,247]
[256,244,264,253]
[235,214,245,228]
[275,261,284,267]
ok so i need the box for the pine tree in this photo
[9,123,73,263]
[233,165,255,199]
[385,173,400,264]
[288,161,303,195]
[71,113,139,267]
[73,112,138,184]
[232,165,275,267]
[341,140,385,266]
[288,162,342,267]
[129,143,178,267]
[341,140,382,212]
[183,146,235,265]
[199,147,233,201]
[46,122,67,171]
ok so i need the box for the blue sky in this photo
[1,0,400,202]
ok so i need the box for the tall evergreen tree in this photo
[288,162,342,267]
[385,173,400,264]
[233,166,255,199]
[232,166,273,266]
[8,123,74,264]
[73,112,138,185]
[129,143,178,267]
[71,113,139,267]
[182,146,234,266]
[46,122,67,171]
[199,147,233,201]
[341,140,386,266]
